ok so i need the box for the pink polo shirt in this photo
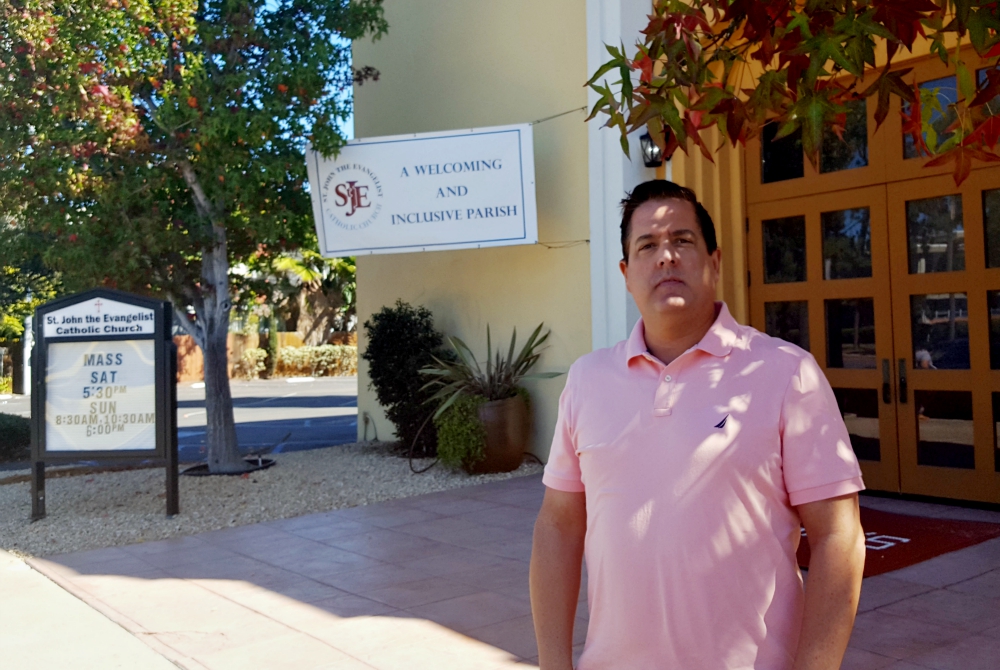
[543,303,864,670]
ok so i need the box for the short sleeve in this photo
[780,353,865,506]
[542,365,585,492]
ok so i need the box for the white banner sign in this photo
[45,340,157,451]
[306,124,537,256]
[42,297,155,338]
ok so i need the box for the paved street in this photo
[176,377,359,462]
[0,392,29,419]
[0,376,359,466]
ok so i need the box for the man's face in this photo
[619,198,721,319]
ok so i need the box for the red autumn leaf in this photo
[632,53,654,83]
[871,0,939,50]
[971,68,1000,107]
[187,96,198,108]
[687,108,708,129]
[68,233,78,242]
[900,92,926,155]
[781,54,810,93]
[725,0,773,42]
[277,84,288,93]
[683,116,714,162]
[963,115,1000,149]
[925,145,1000,185]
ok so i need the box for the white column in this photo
[587,0,657,350]
[22,315,32,396]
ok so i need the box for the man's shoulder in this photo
[732,322,815,369]
[567,339,629,381]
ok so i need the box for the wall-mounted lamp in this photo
[639,132,663,168]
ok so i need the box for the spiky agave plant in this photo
[420,323,562,419]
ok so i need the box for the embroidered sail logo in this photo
[714,415,728,429]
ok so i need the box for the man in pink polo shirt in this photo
[530,180,866,669]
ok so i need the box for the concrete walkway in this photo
[0,549,177,669]
[14,475,1000,669]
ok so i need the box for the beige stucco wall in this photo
[669,130,749,325]
[351,0,591,457]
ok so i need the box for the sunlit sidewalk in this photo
[0,548,176,669]
[18,474,1000,670]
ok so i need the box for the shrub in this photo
[0,376,11,394]
[233,348,268,380]
[434,393,487,469]
[362,300,448,457]
[276,345,358,377]
[0,412,30,463]
[434,387,530,471]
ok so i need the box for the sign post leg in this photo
[165,453,179,516]
[165,339,179,517]
[30,461,45,521]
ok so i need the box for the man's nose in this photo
[657,245,679,266]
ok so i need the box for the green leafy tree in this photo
[0,0,387,472]
[270,251,356,344]
[588,0,1000,185]
[0,256,60,342]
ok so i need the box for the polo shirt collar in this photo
[625,302,739,366]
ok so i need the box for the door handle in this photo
[882,359,892,404]
[898,359,908,404]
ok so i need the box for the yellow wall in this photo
[352,0,592,456]
[670,128,749,325]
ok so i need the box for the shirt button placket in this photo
[653,370,674,417]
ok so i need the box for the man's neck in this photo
[643,303,719,366]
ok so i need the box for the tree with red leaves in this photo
[588,0,1000,185]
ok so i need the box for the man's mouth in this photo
[655,277,685,289]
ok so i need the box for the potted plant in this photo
[421,324,561,474]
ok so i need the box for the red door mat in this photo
[797,507,1000,578]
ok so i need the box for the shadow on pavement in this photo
[28,475,552,668]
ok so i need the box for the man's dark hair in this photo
[620,180,718,261]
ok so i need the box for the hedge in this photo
[0,412,30,463]
[277,345,358,377]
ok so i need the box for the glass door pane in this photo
[887,169,999,503]
[749,185,900,493]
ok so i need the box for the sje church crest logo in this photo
[321,163,384,231]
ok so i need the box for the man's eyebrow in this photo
[634,233,656,244]
[669,228,699,237]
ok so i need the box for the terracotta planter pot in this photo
[464,395,530,475]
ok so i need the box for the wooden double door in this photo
[747,52,1000,504]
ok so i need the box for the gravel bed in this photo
[0,442,542,558]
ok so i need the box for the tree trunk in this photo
[201,239,245,473]
[266,310,279,378]
[178,159,246,474]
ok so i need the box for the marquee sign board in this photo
[30,289,178,520]
[306,123,538,256]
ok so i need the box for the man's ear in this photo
[619,258,628,280]
[710,248,722,277]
